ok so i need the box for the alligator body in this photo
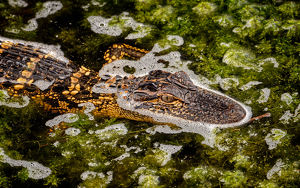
[0,40,250,126]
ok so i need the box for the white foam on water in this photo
[279,111,293,124]
[147,125,215,147]
[93,37,252,147]
[122,12,152,39]
[8,0,28,7]
[0,147,51,179]
[146,125,183,135]
[81,171,105,180]
[167,35,184,46]
[265,129,286,150]
[80,170,113,184]
[78,102,96,120]
[87,16,122,36]
[133,167,160,187]
[259,57,279,68]
[65,127,81,136]
[5,28,21,34]
[53,141,60,147]
[194,74,239,91]
[216,15,234,28]
[279,104,300,124]
[138,174,160,186]
[280,92,298,105]
[239,81,262,91]
[94,123,128,140]
[113,153,130,161]
[106,171,113,183]
[82,0,106,11]
[157,144,182,166]
[120,145,142,154]
[222,47,262,72]
[215,138,231,151]
[22,19,39,31]
[0,90,30,108]
[88,161,98,167]
[36,1,63,18]
[266,159,284,179]
[220,42,231,47]
[87,12,151,39]
[22,1,63,31]
[214,75,239,91]
[281,93,292,105]
[45,113,79,128]
[257,88,270,103]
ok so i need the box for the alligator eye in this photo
[161,95,175,103]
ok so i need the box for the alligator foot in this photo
[103,44,149,64]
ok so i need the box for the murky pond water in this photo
[0,0,299,187]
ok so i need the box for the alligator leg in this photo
[103,44,149,64]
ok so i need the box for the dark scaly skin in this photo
[0,40,247,125]
[120,70,246,124]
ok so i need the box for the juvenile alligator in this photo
[0,40,249,126]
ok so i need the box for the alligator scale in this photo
[0,40,250,126]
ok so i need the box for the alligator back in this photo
[0,40,156,123]
[0,40,104,114]
[0,41,74,86]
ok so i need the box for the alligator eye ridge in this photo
[140,83,157,92]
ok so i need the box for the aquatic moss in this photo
[220,170,248,187]
[0,174,10,188]
[183,165,220,187]
[259,181,279,188]
[192,2,217,16]
[278,2,299,18]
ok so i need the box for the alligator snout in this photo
[125,70,249,126]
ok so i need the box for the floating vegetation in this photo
[22,1,63,31]
[88,12,152,39]
[265,129,287,150]
[222,47,260,71]
[192,2,217,16]
[0,148,51,179]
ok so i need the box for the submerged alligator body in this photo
[0,40,250,126]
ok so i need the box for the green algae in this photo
[221,170,248,187]
[0,0,299,187]
[193,2,217,16]
[183,165,220,187]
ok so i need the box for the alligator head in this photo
[118,70,250,125]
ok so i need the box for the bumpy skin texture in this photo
[119,70,246,124]
[0,40,246,125]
